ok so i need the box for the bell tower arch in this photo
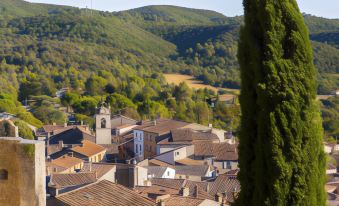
[95,104,111,144]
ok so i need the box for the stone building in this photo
[0,137,46,206]
[95,105,112,144]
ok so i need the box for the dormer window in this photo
[0,169,8,180]
[101,118,106,128]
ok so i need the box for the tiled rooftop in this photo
[51,155,83,169]
[71,140,106,157]
[81,163,116,179]
[55,180,156,206]
[193,141,238,161]
[175,165,212,177]
[49,173,97,188]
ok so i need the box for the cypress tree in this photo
[235,0,326,205]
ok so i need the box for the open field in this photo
[164,74,240,94]
[328,73,339,78]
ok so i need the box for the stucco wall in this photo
[0,138,46,206]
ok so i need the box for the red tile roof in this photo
[81,163,116,179]
[193,142,238,161]
[51,155,83,169]
[71,140,106,157]
[49,173,97,188]
[137,119,190,135]
[56,180,156,206]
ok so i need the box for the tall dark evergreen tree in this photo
[235,0,326,205]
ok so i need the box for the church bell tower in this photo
[95,103,111,144]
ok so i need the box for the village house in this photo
[154,145,195,165]
[135,174,240,205]
[47,126,95,158]
[70,140,107,162]
[47,155,84,175]
[193,141,239,174]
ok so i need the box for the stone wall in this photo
[0,137,46,206]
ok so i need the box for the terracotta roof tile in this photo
[171,128,219,142]
[71,140,106,157]
[137,119,190,135]
[175,158,206,166]
[175,165,211,177]
[149,159,173,167]
[164,196,204,206]
[208,174,240,202]
[81,163,116,179]
[56,180,156,206]
[51,155,83,169]
[151,178,186,190]
[135,185,179,197]
[194,142,238,161]
[50,173,97,188]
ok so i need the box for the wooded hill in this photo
[0,0,338,137]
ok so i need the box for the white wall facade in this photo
[135,166,148,186]
[161,167,176,179]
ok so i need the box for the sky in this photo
[26,0,339,19]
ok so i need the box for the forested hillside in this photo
[0,0,338,137]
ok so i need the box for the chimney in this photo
[232,187,239,199]
[157,199,165,206]
[49,187,59,197]
[156,195,170,206]
[64,122,67,127]
[153,120,157,126]
[208,123,213,128]
[144,180,152,186]
[59,140,64,148]
[215,193,223,203]
[206,183,210,193]
[223,192,228,205]
[68,152,73,157]
[53,122,56,126]
[194,185,199,198]
[180,187,189,197]
[89,162,92,172]
[81,120,84,125]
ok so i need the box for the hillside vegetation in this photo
[0,1,338,136]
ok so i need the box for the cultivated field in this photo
[164,74,240,94]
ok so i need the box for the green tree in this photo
[236,1,326,205]
[85,75,107,96]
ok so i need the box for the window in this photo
[101,118,106,128]
[167,171,170,176]
[176,152,179,156]
[150,146,152,152]
[136,145,138,153]
[139,145,142,152]
[0,169,8,180]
